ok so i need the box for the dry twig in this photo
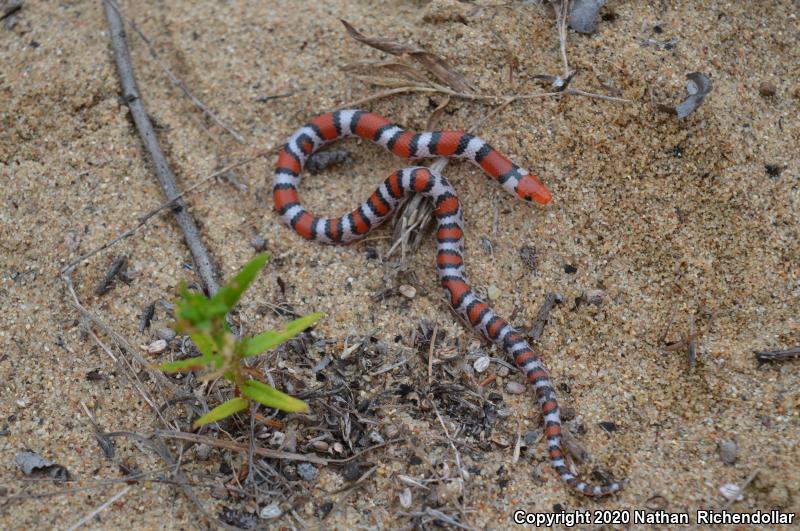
[754,347,800,365]
[103,0,220,295]
[528,293,564,341]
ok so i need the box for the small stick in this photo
[528,293,564,341]
[432,402,468,484]
[428,323,438,386]
[103,0,220,295]
[1,1,23,22]
[479,374,496,387]
[93,255,128,296]
[551,0,572,79]
[138,301,156,332]
[754,347,800,365]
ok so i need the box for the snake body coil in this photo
[273,109,624,496]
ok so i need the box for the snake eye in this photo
[517,175,552,205]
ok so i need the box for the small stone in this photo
[583,289,605,305]
[332,442,344,454]
[473,356,491,373]
[156,327,177,342]
[561,406,576,421]
[719,483,744,502]
[312,440,329,452]
[398,284,416,298]
[524,431,539,446]
[342,462,361,481]
[598,421,618,433]
[259,503,282,519]
[147,339,167,354]
[270,431,286,446]
[398,487,412,508]
[506,381,526,394]
[496,408,513,418]
[297,462,318,481]
[487,285,501,301]
[369,430,385,444]
[497,366,510,377]
[195,443,212,460]
[211,485,228,500]
[718,440,737,465]
[250,235,268,252]
[758,81,776,97]
[384,424,400,439]
[765,164,783,178]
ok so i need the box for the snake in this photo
[272,109,624,496]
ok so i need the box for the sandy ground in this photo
[1,0,799,529]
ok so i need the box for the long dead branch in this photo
[102,0,220,295]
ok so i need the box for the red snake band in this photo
[273,109,624,496]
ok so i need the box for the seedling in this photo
[159,253,322,427]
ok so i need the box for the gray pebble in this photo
[195,443,212,460]
[250,234,268,252]
[569,0,607,34]
[297,462,318,481]
[719,440,738,465]
[156,327,177,341]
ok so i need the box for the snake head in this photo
[517,174,552,205]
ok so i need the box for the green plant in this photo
[159,253,323,427]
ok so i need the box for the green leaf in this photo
[244,312,324,358]
[193,397,250,427]
[240,379,309,413]
[210,253,269,312]
[159,353,216,373]
[189,332,218,358]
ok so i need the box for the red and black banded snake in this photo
[273,109,625,496]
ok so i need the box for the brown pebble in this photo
[384,424,400,438]
[211,486,228,500]
[758,81,776,97]
[398,284,416,298]
[312,440,329,452]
